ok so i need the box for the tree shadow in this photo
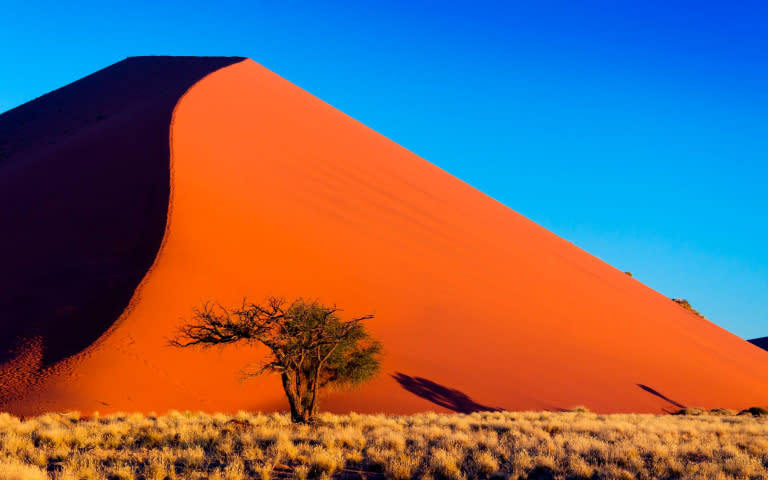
[392,372,502,413]
[637,383,686,413]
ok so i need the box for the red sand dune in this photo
[1,57,767,416]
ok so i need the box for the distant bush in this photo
[567,406,590,413]
[739,406,768,417]
[674,407,707,416]
[671,298,706,318]
[675,407,740,416]
[709,408,737,416]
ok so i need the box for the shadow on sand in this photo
[392,372,501,414]
[637,383,686,413]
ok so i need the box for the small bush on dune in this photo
[671,297,706,318]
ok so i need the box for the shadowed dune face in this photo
[0,57,243,369]
[2,58,768,415]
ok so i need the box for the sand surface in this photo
[2,58,767,415]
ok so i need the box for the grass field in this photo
[0,409,767,479]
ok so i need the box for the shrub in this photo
[738,406,768,417]
[709,408,737,416]
[673,408,707,416]
[567,406,590,413]
[671,298,706,318]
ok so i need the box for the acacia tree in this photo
[171,297,382,423]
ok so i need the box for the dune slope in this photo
[2,58,767,415]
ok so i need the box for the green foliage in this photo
[274,299,382,391]
[172,297,382,423]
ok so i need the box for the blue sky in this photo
[1,1,766,338]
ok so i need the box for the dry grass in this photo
[0,409,767,479]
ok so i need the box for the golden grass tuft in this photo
[0,459,48,480]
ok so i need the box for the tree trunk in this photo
[308,368,321,420]
[298,370,319,424]
[282,369,318,423]
[281,372,303,423]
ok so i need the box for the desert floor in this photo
[1,409,767,479]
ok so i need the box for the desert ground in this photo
[1,409,767,480]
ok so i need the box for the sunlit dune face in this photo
[3,59,768,415]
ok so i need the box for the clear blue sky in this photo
[1,1,766,338]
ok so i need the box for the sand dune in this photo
[1,57,767,415]
[750,337,768,351]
